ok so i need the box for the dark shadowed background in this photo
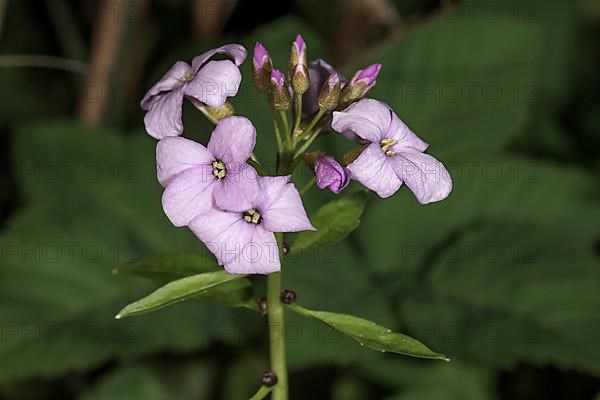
[0,0,599,399]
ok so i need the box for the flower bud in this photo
[261,372,278,387]
[257,296,268,313]
[303,151,325,168]
[253,42,273,93]
[339,64,382,108]
[317,73,341,111]
[269,69,292,111]
[291,64,309,95]
[314,155,351,194]
[288,34,308,77]
[280,290,297,304]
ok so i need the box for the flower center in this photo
[243,209,262,224]
[212,160,227,179]
[182,72,195,82]
[380,138,397,156]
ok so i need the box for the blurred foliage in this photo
[0,0,599,399]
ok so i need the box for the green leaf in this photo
[361,359,494,400]
[287,304,448,361]
[401,221,600,374]
[80,366,169,400]
[0,120,260,382]
[116,272,248,319]
[114,253,255,308]
[290,191,369,255]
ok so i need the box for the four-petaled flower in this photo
[157,116,259,227]
[332,99,452,203]
[141,44,247,139]
[189,176,315,274]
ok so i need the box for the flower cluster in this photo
[142,46,314,274]
[140,35,452,274]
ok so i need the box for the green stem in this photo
[279,110,292,149]
[271,111,284,155]
[300,177,316,196]
[248,385,274,400]
[267,269,288,400]
[294,127,323,159]
[293,95,302,134]
[303,108,326,139]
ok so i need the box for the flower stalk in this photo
[268,235,289,400]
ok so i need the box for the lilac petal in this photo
[143,88,185,139]
[347,143,402,198]
[224,227,280,275]
[389,150,452,204]
[156,136,215,187]
[213,164,259,212]
[208,116,256,165]
[184,60,242,108]
[258,176,315,232]
[189,209,253,268]
[388,113,429,152]
[332,99,393,143]
[191,44,248,73]
[161,166,215,227]
[304,59,343,115]
[140,61,191,110]
[189,212,280,274]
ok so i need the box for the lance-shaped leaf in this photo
[287,304,449,361]
[116,271,249,319]
[114,253,256,309]
[289,191,368,255]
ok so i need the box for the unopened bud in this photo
[261,372,278,387]
[288,34,308,77]
[317,73,341,111]
[339,64,382,108]
[269,69,292,111]
[280,290,297,304]
[303,151,325,168]
[291,64,309,95]
[253,42,273,93]
[191,99,235,123]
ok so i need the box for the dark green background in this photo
[0,0,599,399]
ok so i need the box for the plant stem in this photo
[294,127,323,159]
[300,177,316,196]
[271,111,285,155]
[267,268,288,399]
[279,110,292,149]
[248,385,274,400]
[293,94,302,134]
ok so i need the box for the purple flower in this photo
[253,42,271,70]
[269,69,292,110]
[332,99,452,203]
[253,42,273,93]
[141,44,247,139]
[189,176,315,274]
[303,59,346,115]
[350,64,382,92]
[157,116,259,227]
[338,64,382,108]
[314,156,351,194]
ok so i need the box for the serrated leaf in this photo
[288,304,448,361]
[116,272,249,319]
[290,191,368,255]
